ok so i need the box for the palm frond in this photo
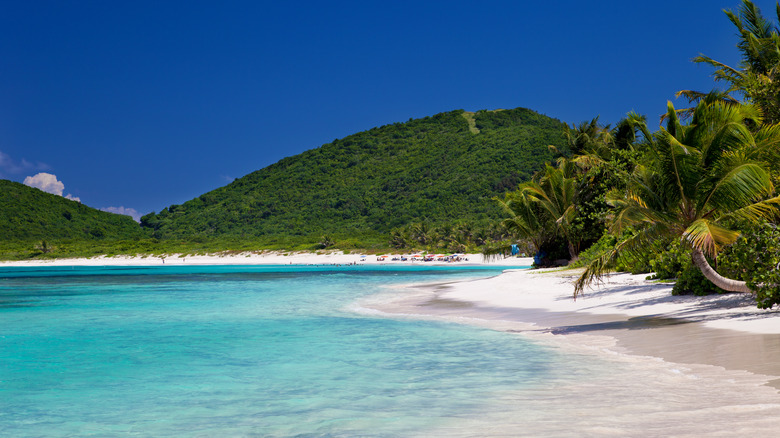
[722,195,780,222]
[682,219,740,258]
[692,55,745,81]
[481,244,514,262]
[574,225,668,297]
[703,162,773,213]
[574,244,619,297]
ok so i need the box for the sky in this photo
[0,0,772,221]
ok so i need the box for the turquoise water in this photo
[0,265,568,436]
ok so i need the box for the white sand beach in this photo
[0,252,533,267]
[366,266,780,369]
[357,267,780,436]
[416,268,780,335]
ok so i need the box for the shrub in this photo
[719,223,780,309]
[648,241,688,280]
[672,264,723,296]
[570,233,616,268]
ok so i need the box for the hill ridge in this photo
[0,179,146,241]
[139,107,568,245]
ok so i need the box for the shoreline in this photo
[6,256,780,434]
[0,252,534,268]
[355,268,780,435]
[361,267,780,386]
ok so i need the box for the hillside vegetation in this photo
[141,108,567,244]
[0,179,146,241]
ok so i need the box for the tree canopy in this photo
[0,179,146,241]
[140,108,568,243]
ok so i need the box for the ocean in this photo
[3,264,780,437]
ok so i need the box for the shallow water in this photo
[0,265,563,436]
[3,265,780,437]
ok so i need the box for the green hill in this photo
[0,179,146,241]
[140,108,568,244]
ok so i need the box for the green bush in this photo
[672,264,723,296]
[570,233,616,268]
[719,223,780,309]
[648,240,688,280]
[642,240,723,296]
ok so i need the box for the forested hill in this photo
[141,108,568,241]
[0,180,146,241]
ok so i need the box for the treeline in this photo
[387,220,517,254]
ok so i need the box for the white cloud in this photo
[101,206,142,223]
[23,172,81,203]
[24,172,64,196]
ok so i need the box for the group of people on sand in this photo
[372,254,468,262]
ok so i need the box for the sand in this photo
[364,267,780,386]
[0,251,533,268]
[349,267,780,436]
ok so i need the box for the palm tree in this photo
[409,221,433,246]
[557,113,648,173]
[680,1,780,124]
[525,163,580,259]
[492,163,579,260]
[318,235,335,249]
[389,229,407,249]
[576,100,780,295]
[493,188,549,255]
[564,117,608,156]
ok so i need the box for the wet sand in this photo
[355,268,780,436]
[365,267,780,389]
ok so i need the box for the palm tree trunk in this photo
[691,248,752,293]
[567,241,578,261]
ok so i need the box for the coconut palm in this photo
[524,164,580,259]
[493,188,548,255]
[409,221,433,246]
[389,229,407,249]
[680,1,780,124]
[564,117,608,156]
[576,100,780,295]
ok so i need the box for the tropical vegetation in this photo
[575,101,780,294]
[2,108,567,259]
[492,0,780,308]
[139,108,566,243]
[0,180,145,242]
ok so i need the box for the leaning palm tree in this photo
[576,100,780,296]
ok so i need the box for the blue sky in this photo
[0,1,770,220]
